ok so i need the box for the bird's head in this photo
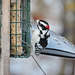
[36,20,50,31]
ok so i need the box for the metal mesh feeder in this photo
[10,0,31,58]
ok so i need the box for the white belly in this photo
[31,29,40,53]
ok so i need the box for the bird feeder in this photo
[10,0,75,59]
[0,0,2,40]
[10,0,31,58]
[0,0,2,56]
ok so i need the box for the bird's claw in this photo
[35,43,43,56]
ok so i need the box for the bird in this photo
[31,20,50,56]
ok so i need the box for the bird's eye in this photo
[40,24,43,26]
[38,22,40,25]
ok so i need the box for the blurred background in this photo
[10,0,75,75]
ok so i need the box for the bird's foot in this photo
[35,43,43,56]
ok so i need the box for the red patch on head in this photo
[45,25,50,29]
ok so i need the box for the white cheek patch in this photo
[40,21,46,27]
[38,26,42,31]
[42,30,47,34]
[41,30,48,38]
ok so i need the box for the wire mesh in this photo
[10,0,31,58]
[0,0,2,57]
[0,0,2,39]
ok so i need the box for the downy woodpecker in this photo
[31,20,50,56]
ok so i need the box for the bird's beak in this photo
[33,19,36,23]
[36,20,39,24]
[33,20,39,24]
